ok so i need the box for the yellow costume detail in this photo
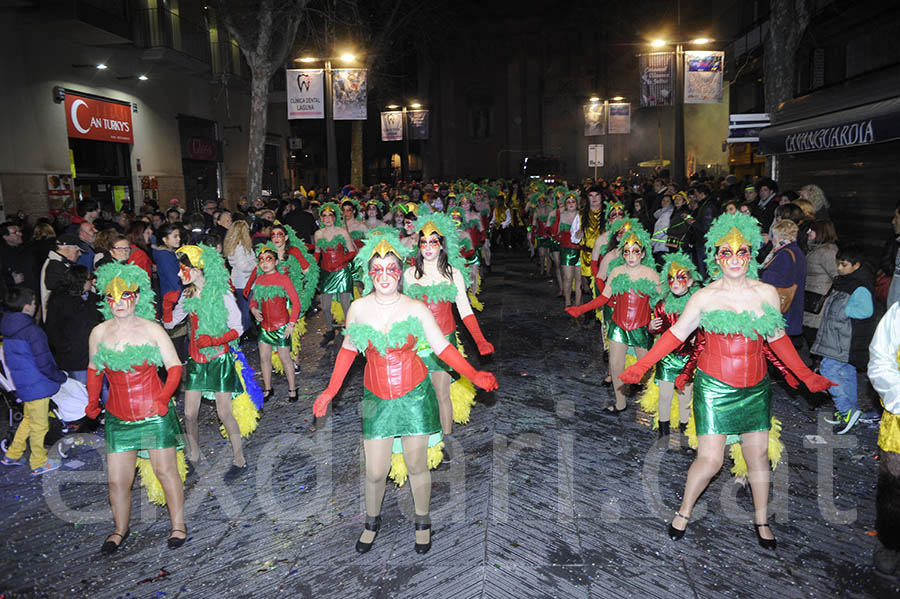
[388,442,445,487]
[104,277,139,302]
[716,227,750,254]
[136,450,188,506]
[175,245,204,268]
[219,356,260,439]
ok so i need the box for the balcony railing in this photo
[134,7,211,67]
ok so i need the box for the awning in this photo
[758,96,900,155]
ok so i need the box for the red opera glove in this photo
[768,335,836,393]
[462,314,494,355]
[196,329,239,348]
[620,329,684,384]
[154,364,182,417]
[162,290,180,323]
[437,345,498,391]
[313,347,357,417]
[762,342,800,389]
[590,259,600,278]
[86,368,103,419]
[565,293,609,318]
[675,332,705,390]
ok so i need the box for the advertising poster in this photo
[608,103,632,134]
[381,111,403,141]
[47,174,74,199]
[639,52,675,107]
[584,102,605,136]
[407,110,430,140]
[287,69,325,119]
[333,68,368,120]
[685,51,725,104]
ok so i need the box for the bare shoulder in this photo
[639,264,660,281]
[608,264,625,279]
[403,266,417,284]
[751,278,780,306]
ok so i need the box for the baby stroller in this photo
[0,345,91,460]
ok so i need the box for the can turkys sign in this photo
[64,93,133,144]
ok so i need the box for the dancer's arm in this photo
[565,282,611,317]
[761,342,800,389]
[313,304,360,417]
[619,329,684,384]
[453,269,493,354]
[675,332,705,390]
[419,303,497,391]
[767,334,834,392]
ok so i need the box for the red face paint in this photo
[179,264,193,280]
[271,230,286,243]
[418,235,441,250]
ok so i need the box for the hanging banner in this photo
[287,69,324,119]
[407,110,430,140]
[584,102,605,136]
[381,111,403,141]
[608,103,631,134]
[333,68,368,120]
[685,51,724,104]
[639,52,675,107]
[64,93,133,143]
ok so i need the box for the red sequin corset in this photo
[188,314,227,363]
[105,363,163,421]
[612,291,651,331]
[363,335,428,400]
[260,296,291,330]
[424,299,456,335]
[697,331,767,388]
[320,244,353,272]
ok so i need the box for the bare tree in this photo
[214,0,309,202]
[764,0,811,115]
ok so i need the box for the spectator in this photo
[282,198,318,244]
[251,219,272,247]
[67,200,99,232]
[75,220,97,269]
[39,234,82,318]
[201,199,218,230]
[761,219,808,358]
[880,200,900,307]
[811,244,876,434]
[651,193,673,262]
[799,184,830,220]
[666,206,694,256]
[126,222,153,279]
[29,222,56,291]
[690,184,719,279]
[92,228,120,268]
[793,198,817,253]
[166,208,182,224]
[214,209,233,239]
[0,221,34,292]
[0,286,66,474]
[803,220,839,346]
[631,196,652,232]
[44,265,103,384]
[224,221,256,333]
[754,177,780,237]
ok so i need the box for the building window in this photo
[468,105,493,139]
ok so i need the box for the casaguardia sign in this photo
[759,96,900,155]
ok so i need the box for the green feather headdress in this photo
[340,197,363,220]
[178,243,233,357]
[95,262,156,321]
[704,212,764,280]
[256,242,278,257]
[318,202,344,226]
[605,199,626,220]
[283,223,320,311]
[616,220,655,268]
[352,230,413,295]
[660,251,700,283]
[413,211,470,285]
[597,216,638,256]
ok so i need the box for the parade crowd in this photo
[0,172,898,577]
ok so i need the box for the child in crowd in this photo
[811,245,876,434]
[1,287,68,474]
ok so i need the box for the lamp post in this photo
[296,52,357,193]
[387,101,421,181]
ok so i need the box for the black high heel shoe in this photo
[287,389,298,403]
[754,523,777,550]
[355,515,381,553]
[667,512,688,541]
[168,526,187,549]
[262,389,274,403]
[414,514,432,554]
[100,529,129,555]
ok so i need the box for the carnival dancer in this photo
[640,252,699,448]
[364,199,386,229]
[250,243,301,401]
[163,244,250,481]
[87,263,187,553]
[459,193,487,296]
[312,231,497,554]
[620,212,833,548]
[342,198,369,250]
[551,192,584,307]
[405,212,494,437]
[532,193,553,278]
[867,301,900,577]
[314,202,356,347]
[565,222,658,412]
[579,187,606,295]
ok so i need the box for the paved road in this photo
[0,252,895,598]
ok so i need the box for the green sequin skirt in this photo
[258,322,291,347]
[105,401,184,454]
[362,377,441,440]
[607,320,651,349]
[320,265,354,295]
[548,239,561,253]
[537,236,553,249]
[560,247,581,266]
[655,352,689,383]
[185,352,241,395]
[693,368,771,436]
[417,330,458,372]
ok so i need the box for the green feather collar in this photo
[609,273,658,298]
[94,343,163,372]
[700,303,784,338]
[406,282,457,303]
[346,316,425,355]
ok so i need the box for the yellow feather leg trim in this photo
[387,441,446,487]
[468,292,484,312]
[638,371,660,420]
[331,300,345,324]
[290,316,305,362]
[455,332,468,359]
[476,273,482,294]
[728,417,785,477]
[220,393,260,439]
[271,350,284,375]
[624,353,638,368]
[451,376,477,424]
[353,286,362,300]
[136,451,188,506]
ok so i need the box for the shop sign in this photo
[186,137,217,161]
[64,93,133,143]
[783,121,875,153]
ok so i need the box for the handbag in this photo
[804,286,830,314]
[774,246,798,314]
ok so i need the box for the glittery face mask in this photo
[271,230,286,244]
[368,262,402,282]
[106,289,137,311]
[622,244,643,259]
[418,234,441,250]
[667,265,692,294]
[715,245,752,269]
[179,264,194,282]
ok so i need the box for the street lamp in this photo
[385,101,423,181]
[293,51,357,192]
[648,37,711,186]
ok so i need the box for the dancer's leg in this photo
[401,434,432,545]
[148,447,185,537]
[430,371,452,435]
[742,429,774,540]
[672,434,727,531]
[322,293,335,331]
[561,265,575,307]
[183,390,202,463]
[608,341,628,410]
[276,346,295,391]
[658,380,675,425]
[106,451,138,539]
[258,342,273,391]
[215,392,244,467]
[360,437,393,544]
